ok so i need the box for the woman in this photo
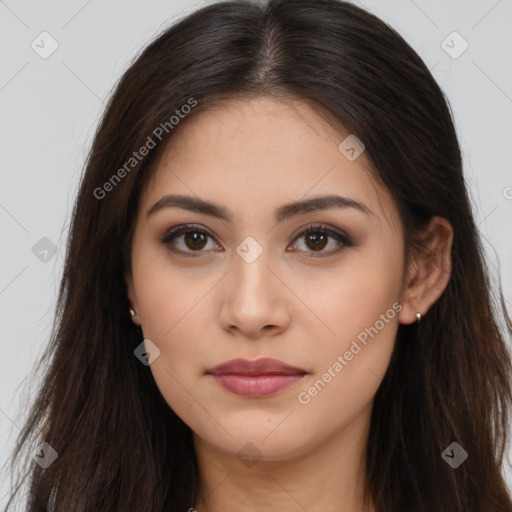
[5,0,512,511]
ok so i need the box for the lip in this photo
[207,358,308,397]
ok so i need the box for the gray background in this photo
[1,0,511,507]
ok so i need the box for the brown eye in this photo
[160,225,220,257]
[183,231,208,250]
[291,224,353,257]
[304,231,328,251]
[160,223,353,258]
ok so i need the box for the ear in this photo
[399,216,453,325]
[125,273,141,326]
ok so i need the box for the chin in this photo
[195,423,319,464]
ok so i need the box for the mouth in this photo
[207,358,308,397]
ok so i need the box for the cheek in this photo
[300,244,403,403]
[130,249,213,409]
[314,242,403,338]
[142,303,224,442]
[136,280,207,368]
[135,279,212,427]
[295,286,400,434]
[131,235,208,342]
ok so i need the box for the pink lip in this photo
[207,358,307,397]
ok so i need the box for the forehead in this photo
[140,96,401,231]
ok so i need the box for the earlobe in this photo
[125,273,141,326]
[398,216,453,325]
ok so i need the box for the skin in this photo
[125,96,453,512]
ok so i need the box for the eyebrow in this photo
[146,193,373,222]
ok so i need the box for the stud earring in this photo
[416,312,422,324]
[129,309,135,317]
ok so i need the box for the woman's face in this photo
[126,96,409,461]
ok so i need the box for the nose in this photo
[218,247,291,340]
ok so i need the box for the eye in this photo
[160,224,220,257]
[289,223,353,257]
[160,223,353,258]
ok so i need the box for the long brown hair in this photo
[5,0,512,510]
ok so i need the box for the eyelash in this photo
[159,223,353,258]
